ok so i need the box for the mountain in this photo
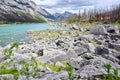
[38,7,55,20]
[53,11,77,21]
[0,0,47,23]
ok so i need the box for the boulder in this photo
[74,47,87,56]
[81,53,95,60]
[66,48,78,58]
[90,25,107,35]
[39,50,68,64]
[78,65,106,79]
[110,34,120,40]
[95,46,109,55]
[102,54,120,63]
[107,26,119,34]
[68,57,83,69]
[39,71,69,80]
[71,24,79,30]
[80,34,94,42]
[108,43,120,51]
[76,57,120,79]
[84,43,95,53]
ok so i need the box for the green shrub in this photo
[3,42,18,59]
[68,17,77,24]
[48,63,63,72]
[104,64,120,80]
[0,42,19,79]
[62,61,74,80]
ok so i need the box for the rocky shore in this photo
[0,24,120,80]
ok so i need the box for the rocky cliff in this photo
[0,0,47,23]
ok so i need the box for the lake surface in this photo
[0,23,58,46]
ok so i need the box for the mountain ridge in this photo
[0,0,53,23]
[53,11,77,21]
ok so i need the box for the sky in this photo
[31,0,120,14]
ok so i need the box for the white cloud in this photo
[31,0,120,14]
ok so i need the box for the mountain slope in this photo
[0,0,46,23]
[38,7,55,20]
[54,11,77,21]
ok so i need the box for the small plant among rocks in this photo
[19,56,40,79]
[104,64,120,80]
[61,61,74,80]
[47,61,74,80]
[0,42,41,80]
[3,42,18,59]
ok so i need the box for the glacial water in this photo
[0,23,58,47]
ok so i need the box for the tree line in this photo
[68,4,120,23]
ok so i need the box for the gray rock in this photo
[95,46,109,55]
[74,47,87,56]
[0,53,4,61]
[12,53,31,61]
[110,34,120,39]
[71,24,79,30]
[55,40,70,50]
[108,43,120,51]
[107,26,119,34]
[80,34,94,42]
[68,57,83,69]
[0,74,14,80]
[36,49,44,56]
[66,48,78,58]
[84,43,95,53]
[79,28,84,32]
[39,71,69,80]
[76,57,120,79]
[90,25,107,35]
[18,75,27,80]
[109,49,120,58]
[78,65,106,79]
[39,50,68,64]
[81,53,95,60]
[102,54,120,63]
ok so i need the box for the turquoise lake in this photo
[0,23,57,46]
